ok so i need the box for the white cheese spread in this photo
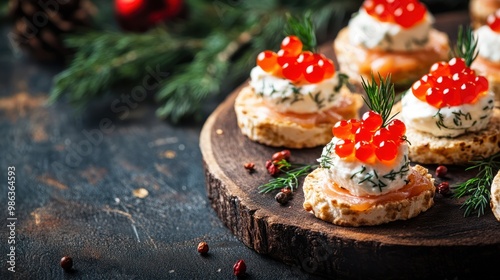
[401,90,494,137]
[319,138,411,197]
[476,25,500,63]
[249,66,343,114]
[348,9,434,52]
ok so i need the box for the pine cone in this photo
[9,0,96,61]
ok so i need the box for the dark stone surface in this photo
[0,24,323,279]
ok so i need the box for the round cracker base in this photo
[303,165,435,227]
[234,86,362,148]
[491,170,500,222]
[393,101,500,165]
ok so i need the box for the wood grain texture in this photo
[200,81,500,279]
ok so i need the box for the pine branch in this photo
[454,153,500,217]
[48,0,362,122]
[455,25,478,67]
[49,29,202,106]
[361,73,397,127]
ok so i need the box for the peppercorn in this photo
[60,256,73,271]
[437,182,450,195]
[275,191,289,205]
[272,150,291,162]
[280,188,292,197]
[197,241,209,255]
[243,162,255,172]
[233,259,246,277]
[267,163,279,176]
[435,165,448,178]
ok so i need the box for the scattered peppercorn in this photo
[437,182,450,195]
[280,188,292,197]
[197,242,209,255]
[435,165,448,178]
[60,256,73,271]
[267,163,279,176]
[233,259,246,277]
[275,191,289,205]
[272,150,291,162]
[243,162,255,172]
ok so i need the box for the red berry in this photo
[436,181,450,195]
[375,140,398,161]
[487,10,500,33]
[355,141,375,162]
[197,242,209,255]
[281,35,303,56]
[435,165,448,178]
[233,260,247,276]
[448,57,467,74]
[354,127,373,142]
[272,150,291,161]
[277,49,296,66]
[256,51,278,73]
[267,164,279,177]
[304,64,325,83]
[332,120,352,139]
[425,87,443,108]
[282,62,302,82]
[361,111,383,131]
[335,139,355,158]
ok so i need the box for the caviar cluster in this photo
[256,35,335,84]
[363,0,427,28]
[488,10,500,32]
[411,57,489,108]
[332,111,406,163]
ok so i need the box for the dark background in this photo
[0,1,472,279]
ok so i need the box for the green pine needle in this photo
[455,25,479,67]
[47,0,361,122]
[454,153,500,217]
[361,73,398,127]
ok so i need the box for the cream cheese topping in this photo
[348,8,434,52]
[319,139,411,197]
[476,25,500,63]
[401,90,495,137]
[249,66,342,114]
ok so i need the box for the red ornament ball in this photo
[115,0,184,32]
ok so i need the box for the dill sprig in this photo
[454,153,500,217]
[455,25,479,67]
[284,12,317,52]
[258,163,318,194]
[360,73,398,127]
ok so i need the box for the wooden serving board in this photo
[200,12,500,279]
[200,87,500,279]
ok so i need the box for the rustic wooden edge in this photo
[200,87,500,279]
